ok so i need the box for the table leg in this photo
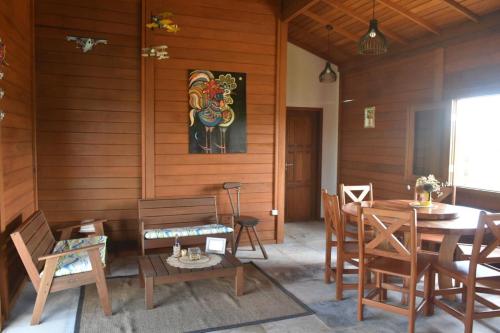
[145,277,154,309]
[438,234,460,301]
[235,266,244,296]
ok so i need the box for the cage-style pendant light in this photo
[358,0,387,55]
[319,24,337,83]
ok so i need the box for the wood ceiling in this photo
[285,0,500,65]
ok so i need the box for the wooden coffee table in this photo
[138,252,244,309]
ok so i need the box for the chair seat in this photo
[47,236,107,277]
[144,224,233,240]
[435,260,500,288]
[458,244,500,261]
[235,216,259,226]
[366,253,433,278]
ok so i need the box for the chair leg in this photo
[31,258,58,325]
[325,230,332,284]
[89,249,112,316]
[251,226,268,259]
[234,225,244,255]
[464,284,475,333]
[335,254,344,300]
[423,269,432,316]
[375,272,382,301]
[408,278,417,333]
[246,227,256,251]
[358,266,365,321]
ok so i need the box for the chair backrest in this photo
[322,189,344,248]
[10,211,56,289]
[359,207,417,269]
[339,183,373,207]
[469,212,500,267]
[223,182,241,217]
[138,196,218,231]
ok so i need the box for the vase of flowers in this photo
[415,174,442,207]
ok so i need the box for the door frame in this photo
[285,107,323,222]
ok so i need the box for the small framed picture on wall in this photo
[364,106,376,128]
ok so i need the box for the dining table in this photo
[342,199,485,298]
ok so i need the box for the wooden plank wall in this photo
[339,25,500,212]
[35,0,142,244]
[0,0,36,317]
[144,0,280,243]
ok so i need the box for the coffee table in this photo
[138,252,244,309]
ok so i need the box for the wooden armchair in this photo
[357,207,433,333]
[10,211,111,325]
[322,189,362,300]
[432,211,500,333]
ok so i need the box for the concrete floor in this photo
[3,221,500,333]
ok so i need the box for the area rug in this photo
[75,263,313,333]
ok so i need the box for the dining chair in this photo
[322,189,361,300]
[357,207,433,333]
[431,211,500,333]
[419,185,456,250]
[339,183,373,239]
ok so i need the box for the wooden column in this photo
[141,0,156,199]
[274,19,288,243]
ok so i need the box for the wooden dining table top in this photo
[342,199,484,236]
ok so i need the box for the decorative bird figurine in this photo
[146,12,180,32]
[0,38,8,66]
[66,36,107,53]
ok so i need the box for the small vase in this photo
[418,192,432,207]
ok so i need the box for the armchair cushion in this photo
[144,224,233,240]
[49,236,107,277]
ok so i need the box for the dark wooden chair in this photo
[322,189,362,300]
[432,211,500,333]
[224,183,268,259]
[138,196,234,255]
[10,211,111,325]
[357,207,433,333]
[339,183,373,239]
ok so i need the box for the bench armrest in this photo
[38,243,105,262]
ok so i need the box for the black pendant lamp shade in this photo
[319,24,337,83]
[358,1,388,55]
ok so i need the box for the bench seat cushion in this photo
[144,224,233,240]
[50,236,107,277]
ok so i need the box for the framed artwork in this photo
[188,69,247,154]
[364,106,375,128]
[205,237,227,254]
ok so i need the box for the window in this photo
[452,94,500,192]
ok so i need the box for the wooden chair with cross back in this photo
[10,211,111,325]
[322,189,363,300]
[431,211,500,333]
[357,207,434,333]
[339,183,373,240]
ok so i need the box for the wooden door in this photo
[285,108,322,222]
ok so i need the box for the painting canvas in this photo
[188,69,247,154]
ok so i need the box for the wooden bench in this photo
[138,196,234,255]
[10,211,111,325]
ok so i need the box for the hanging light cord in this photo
[372,0,375,20]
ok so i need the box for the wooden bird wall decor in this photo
[66,36,108,53]
[146,12,180,32]
[0,38,8,66]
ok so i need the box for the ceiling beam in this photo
[282,0,321,23]
[323,0,408,45]
[303,11,359,42]
[441,0,479,23]
[376,0,440,35]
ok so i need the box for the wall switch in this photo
[271,209,279,216]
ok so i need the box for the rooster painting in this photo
[188,70,246,154]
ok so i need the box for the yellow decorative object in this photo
[146,12,180,32]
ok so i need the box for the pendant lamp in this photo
[319,24,337,83]
[358,0,388,55]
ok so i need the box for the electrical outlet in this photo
[271,209,279,216]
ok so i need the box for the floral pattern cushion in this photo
[49,236,107,277]
[144,224,233,240]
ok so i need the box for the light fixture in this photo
[358,0,388,55]
[319,24,337,83]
